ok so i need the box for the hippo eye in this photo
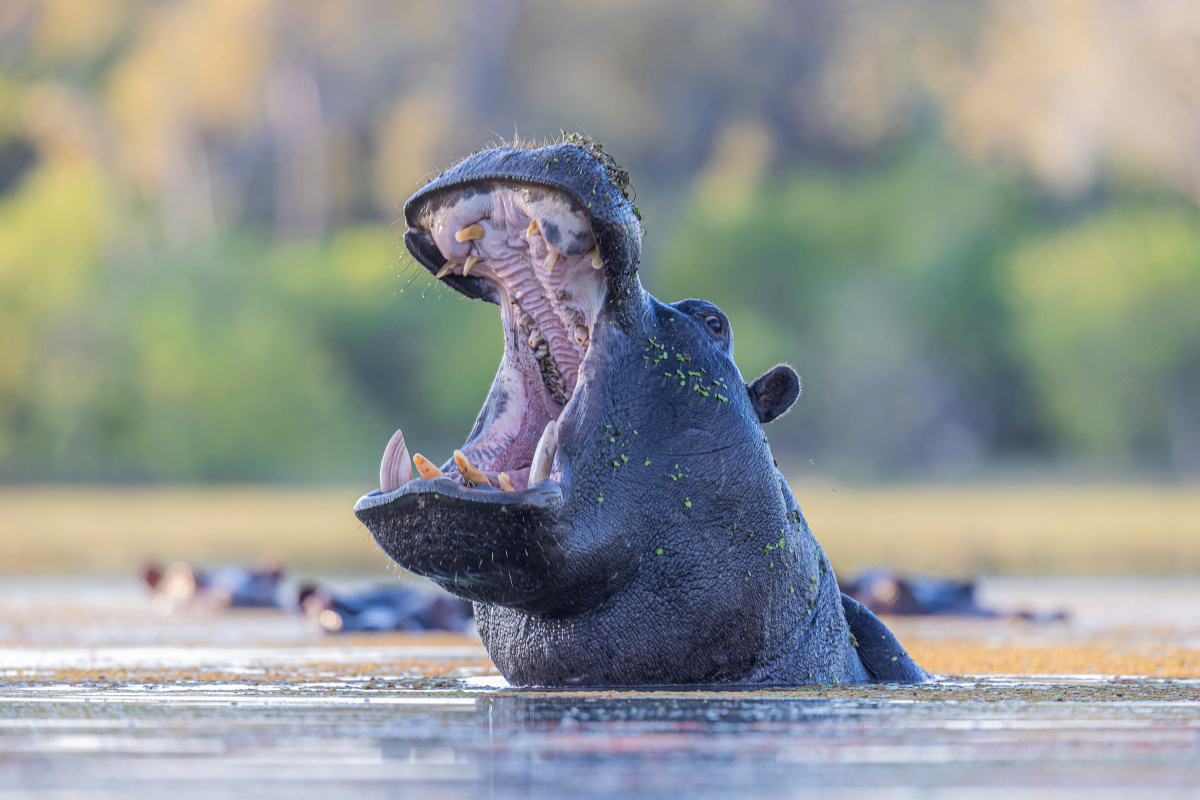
[702,315,724,336]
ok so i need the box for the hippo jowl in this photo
[354,136,928,687]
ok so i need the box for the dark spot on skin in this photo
[541,220,562,248]
[571,230,591,254]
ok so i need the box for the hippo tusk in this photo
[412,453,444,479]
[528,420,558,486]
[380,429,412,493]
[454,450,492,487]
[455,223,485,242]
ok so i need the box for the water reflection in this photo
[2,678,1199,798]
[486,692,863,728]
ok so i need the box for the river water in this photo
[1,577,1198,798]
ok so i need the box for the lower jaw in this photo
[376,343,577,496]
[354,472,565,515]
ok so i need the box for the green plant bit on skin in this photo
[684,498,692,509]
[656,548,664,556]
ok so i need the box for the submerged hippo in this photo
[354,135,928,686]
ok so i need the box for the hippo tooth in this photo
[380,429,413,493]
[573,325,589,347]
[528,420,558,486]
[498,472,515,491]
[455,223,485,243]
[545,250,558,271]
[436,262,456,278]
[454,450,492,487]
[586,248,603,269]
[463,255,483,276]
[413,454,444,479]
[526,220,538,237]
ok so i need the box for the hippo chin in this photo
[354,135,929,687]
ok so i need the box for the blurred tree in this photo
[650,139,1036,478]
[1,0,1199,481]
[1006,207,1200,473]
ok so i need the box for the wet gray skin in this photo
[355,137,928,687]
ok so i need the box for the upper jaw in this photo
[365,140,646,508]
[403,141,645,320]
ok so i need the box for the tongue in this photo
[380,429,412,493]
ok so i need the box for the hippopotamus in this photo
[298,583,474,633]
[844,567,1069,622]
[354,135,928,686]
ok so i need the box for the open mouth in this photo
[376,182,607,497]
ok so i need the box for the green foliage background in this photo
[1,0,1198,483]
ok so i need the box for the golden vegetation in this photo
[2,484,1198,576]
[802,482,1200,575]
[0,486,392,575]
[906,639,1200,679]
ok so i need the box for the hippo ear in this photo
[748,365,801,424]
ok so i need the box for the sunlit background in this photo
[2,0,1198,573]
